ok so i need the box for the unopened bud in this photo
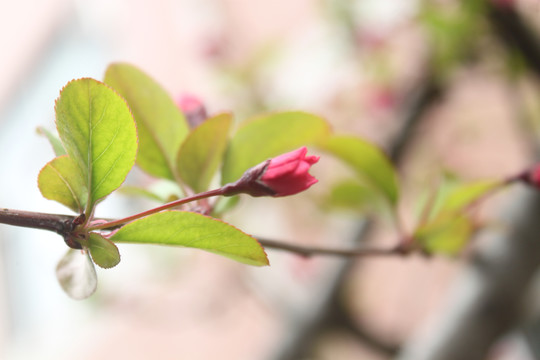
[222,147,319,197]
[177,93,208,128]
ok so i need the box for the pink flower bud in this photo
[260,147,319,196]
[222,147,319,197]
[520,164,540,188]
[176,93,208,128]
[531,165,540,186]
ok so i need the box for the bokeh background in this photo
[1,0,540,359]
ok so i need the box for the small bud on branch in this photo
[222,147,320,197]
[510,163,540,190]
[88,147,319,231]
[176,93,208,128]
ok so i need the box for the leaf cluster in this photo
[37,63,500,298]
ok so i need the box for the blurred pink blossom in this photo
[176,93,208,128]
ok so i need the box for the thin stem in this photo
[462,180,512,214]
[173,171,192,199]
[0,206,416,259]
[0,208,409,258]
[391,205,410,245]
[417,177,442,228]
[258,238,406,258]
[87,188,226,231]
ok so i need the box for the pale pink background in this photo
[0,1,536,359]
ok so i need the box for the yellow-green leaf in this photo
[37,126,66,156]
[110,211,269,266]
[38,155,87,213]
[414,214,472,256]
[320,135,399,205]
[104,63,189,180]
[440,180,502,213]
[221,111,330,184]
[177,113,233,192]
[88,233,121,269]
[55,78,138,212]
[323,179,379,213]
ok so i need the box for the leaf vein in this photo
[92,121,120,165]
[49,162,82,211]
[92,153,124,198]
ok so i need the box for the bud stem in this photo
[87,187,226,231]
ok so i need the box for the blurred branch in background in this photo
[269,1,540,359]
[398,187,540,360]
[488,1,540,155]
[396,2,540,359]
[4,1,540,359]
[258,237,404,258]
[270,67,443,360]
[488,2,540,79]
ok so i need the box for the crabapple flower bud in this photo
[222,147,319,197]
[176,93,208,128]
[520,163,540,189]
[260,147,320,196]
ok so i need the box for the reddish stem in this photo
[87,188,225,231]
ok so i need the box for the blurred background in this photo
[1,0,540,359]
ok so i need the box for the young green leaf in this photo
[36,126,66,156]
[177,113,233,193]
[88,232,121,269]
[323,179,379,213]
[104,63,189,180]
[320,135,399,205]
[414,214,472,256]
[38,155,87,213]
[55,78,138,212]
[110,211,269,266]
[119,179,183,203]
[419,2,483,77]
[118,185,170,203]
[439,180,502,214]
[221,111,330,184]
[56,249,97,300]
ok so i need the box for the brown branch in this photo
[327,294,401,356]
[487,4,540,80]
[258,238,406,257]
[394,5,540,359]
[0,208,74,235]
[397,187,540,360]
[270,69,442,360]
[0,208,411,258]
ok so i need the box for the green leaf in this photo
[221,111,330,184]
[177,113,233,192]
[36,126,66,156]
[440,180,501,214]
[419,1,484,77]
[118,185,169,203]
[324,179,378,213]
[119,179,183,203]
[55,78,138,212]
[88,232,121,269]
[38,155,87,213]
[414,214,472,256]
[110,211,269,266]
[104,63,189,180]
[320,135,399,205]
[56,249,97,300]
